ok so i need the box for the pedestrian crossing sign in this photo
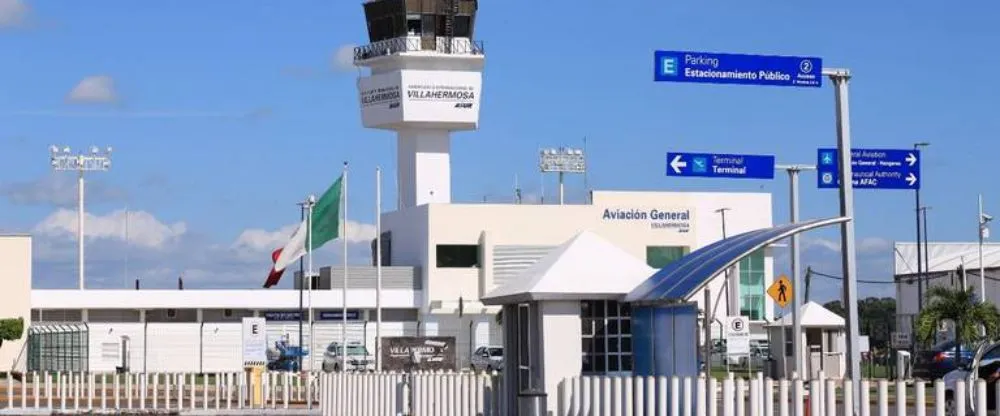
[767,274,793,308]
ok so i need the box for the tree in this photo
[916,287,1000,360]
[823,297,896,349]
[0,317,24,348]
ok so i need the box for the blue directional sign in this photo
[666,152,776,179]
[654,51,822,88]
[816,148,921,190]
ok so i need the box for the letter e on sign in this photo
[252,324,259,335]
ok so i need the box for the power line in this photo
[809,268,895,285]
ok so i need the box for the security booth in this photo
[26,323,90,373]
[481,231,656,415]
[765,301,846,379]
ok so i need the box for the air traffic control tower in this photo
[355,0,484,208]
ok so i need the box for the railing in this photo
[0,371,320,412]
[353,36,485,62]
[318,371,502,416]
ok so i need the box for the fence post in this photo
[843,380,854,416]
[750,377,760,416]
[955,380,966,416]
[722,377,734,416]
[46,372,52,410]
[824,379,835,416]
[764,378,774,416]
[934,380,945,416]
[895,379,906,416]
[778,379,788,416]
[709,377,719,416]
[914,380,925,416]
[877,379,888,416]
[695,376,705,416]
[860,379,870,416]
[644,376,655,416]
[20,370,27,409]
[977,379,987,416]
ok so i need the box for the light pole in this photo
[538,147,586,205]
[913,142,929,311]
[775,163,816,379]
[50,145,113,291]
[979,194,992,303]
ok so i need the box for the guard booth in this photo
[765,301,847,379]
[482,231,657,415]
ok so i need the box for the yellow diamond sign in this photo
[767,274,793,309]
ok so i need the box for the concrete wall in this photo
[0,235,31,372]
[539,301,582,414]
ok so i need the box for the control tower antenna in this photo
[355,0,484,209]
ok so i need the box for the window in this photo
[436,244,479,268]
[784,327,793,356]
[738,250,766,320]
[581,300,632,374]
[646,246,689,269]
[406,14,421,35]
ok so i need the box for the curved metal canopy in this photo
[625,217,851,304]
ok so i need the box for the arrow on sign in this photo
[670,155,688,174]
[906,153,917,167]
[907,173,918,187]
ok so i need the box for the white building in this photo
[0,0,780,374]
[894,241,1000,345]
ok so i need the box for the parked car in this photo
[470,346,503,372]
[914,340,975,379]
[322,342,374,372]
[942,341,1000,415]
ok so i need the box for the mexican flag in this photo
[263,174,344,288]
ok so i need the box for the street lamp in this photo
[50,145,113,290]
[539,147,586,205]
[980,194,993,303]
[913,141,929,311]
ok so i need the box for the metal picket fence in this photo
[318,371,502,416]
[0,370,320,412]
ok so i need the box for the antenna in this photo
[583,136,590,203]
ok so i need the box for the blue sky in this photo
[1,1,996,299]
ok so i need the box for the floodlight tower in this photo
[50,145,113,290]
[355,0,484,208]
[539,147,586,205]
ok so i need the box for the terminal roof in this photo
[624,217,850,304]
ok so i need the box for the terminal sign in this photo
[816,148,920,190]
[654,51,822,88]
[666,152,775,179]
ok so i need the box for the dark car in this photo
[913,340,975,379]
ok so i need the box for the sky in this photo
[1,0,997,301]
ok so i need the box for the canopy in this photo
[481,230,655,305]
[625,217,850,304]
[766,301,846,328]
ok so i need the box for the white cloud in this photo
[33,208,187,249]
[0,0,28,28]
[66,75,119,104]
[30,208,377,289]
[330,44,357,72]
[231,219,377,252]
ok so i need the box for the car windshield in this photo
[487,348,502,357]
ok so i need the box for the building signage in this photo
[666,152,776,179]
[241,317,267,365]
[358,70,482,128]
[724,316,751,357]
[816,148,920,190]
[381,336,456,372]
[601,208,691,232]
[262,310,361,322]
[359,84,401,109]
[654,50,822,88]
[404,83,476,109]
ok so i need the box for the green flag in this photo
[310,174,343,250]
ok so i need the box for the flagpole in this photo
[342,161,349,372]
[375,166,383,372]
[307,194,316,374]
[297,200,307,372]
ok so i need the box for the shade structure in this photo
[766,301,846,328]
[482,230,655,305]
[625,217,850,304]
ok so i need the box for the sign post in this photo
[241,317,267,407]
[666,152,776,179]
[725,316,750,374]
[655,50,862,412]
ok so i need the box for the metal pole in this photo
[785,166,810,381]
[78,170,85,290]
[717,208,731,315]
[342,162,349,373]
[298,202,306,372]
[558,171,565,205]
[825,68,862,414]
[124,205,129,288]
[704,288,712,406]
[915,179,924,310]
[376,166,383,372]
[307,195,315,374]
[980,194,987,302]
[923,206,930,291]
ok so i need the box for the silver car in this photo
[941,340,1000,416]
[322,342,374,373]
[471,346,503,372]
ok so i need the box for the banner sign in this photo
[241,317,267,365]
[381,336,457,372]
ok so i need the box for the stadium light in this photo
[50,145,114,290]
[538,147,586,205]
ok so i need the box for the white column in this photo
[396,129,452,207]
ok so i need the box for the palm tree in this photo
[915,287,1000,360]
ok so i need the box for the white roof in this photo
[894,242,1000,275]
[766,301,845,328]
[31,289,419,309]
[481,230,656,305]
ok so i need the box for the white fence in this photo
[317,371,502,416]
[0,371,320,412]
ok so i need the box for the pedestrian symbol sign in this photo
[767,275,793,308]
